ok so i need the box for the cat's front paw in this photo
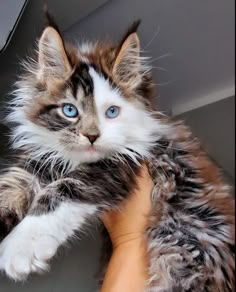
[0,217,59,281]
[0,208,19,242]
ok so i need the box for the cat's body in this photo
[0,19,234,291]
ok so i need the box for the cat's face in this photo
[9,24,164,167]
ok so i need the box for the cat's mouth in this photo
[85,145,111,157]
[87,146,97,153]
[70,144,99,152]
[70,144,110,157]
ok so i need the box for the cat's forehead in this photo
[64,63,120,110]
[70,63,94,98]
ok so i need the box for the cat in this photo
[0,16,235,291]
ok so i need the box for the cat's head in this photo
[9,20,167,168]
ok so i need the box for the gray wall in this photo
[177,96,235,184]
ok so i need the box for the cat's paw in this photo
[0,208,19,242]
[0,217,59,281]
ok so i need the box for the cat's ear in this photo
[113,21,142,88]
[38,26,71,81]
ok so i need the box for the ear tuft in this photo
[43,6,61,34]
[38,26,71,81]
[118,20,141,50]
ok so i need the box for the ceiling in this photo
[0,0,110,53]
[0,0,234,114]
[0,0,109,118]
[0,0,27,52]
[66,0,235,114]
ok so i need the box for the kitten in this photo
[0,18,234,291]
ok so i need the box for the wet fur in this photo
[0,19,234,291]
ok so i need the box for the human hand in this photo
[101,165,154,292]
[102,165,153,248]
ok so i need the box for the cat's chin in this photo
[86,146,98,154]
[66,146,109,166]
[83,147,103,162]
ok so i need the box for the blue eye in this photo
[105,106,120,119]
[62,104,78,118]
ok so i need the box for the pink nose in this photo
[84,134,99,144]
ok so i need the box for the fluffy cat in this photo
[0,18,235,291]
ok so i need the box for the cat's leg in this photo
[0,199,97,281]
[0,160,139,281]
[0,167,37,241]
[0,177,110,281]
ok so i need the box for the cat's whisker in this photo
[150,52,173,63]
[143,25,161,50]
[151,79,174,87]
[150,66,169,72]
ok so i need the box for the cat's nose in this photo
[84,134,99,144]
